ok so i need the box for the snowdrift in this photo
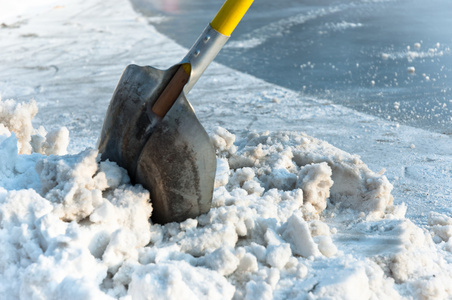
[1,98,452,299]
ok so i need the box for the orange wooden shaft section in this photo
[152,64,191,117]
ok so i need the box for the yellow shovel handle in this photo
[211,0,254,36]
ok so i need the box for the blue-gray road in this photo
[132,0,452,135]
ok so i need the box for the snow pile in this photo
[211,128,394,219]
[1,98,451,299]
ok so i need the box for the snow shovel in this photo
[98,0,253,224]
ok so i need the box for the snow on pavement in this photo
[0,0,451,299]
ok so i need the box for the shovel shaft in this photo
[182,1,253,93]
[211,0,254,36]
[152,0,254,116]
[152,64,190,117]
[182,25,229,94]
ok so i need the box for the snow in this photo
[0,0,451,299]
[321,21,363,34]
[0,0,59,23]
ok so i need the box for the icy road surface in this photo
[134,0,452,135]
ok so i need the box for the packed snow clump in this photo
[1,99,452,299]
[0,97,69,155]
[429,212,452,253]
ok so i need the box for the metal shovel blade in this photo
[98,64,216,224]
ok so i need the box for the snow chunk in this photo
[0,97,38,154]
[31,127,69,156]
[128,261,235,300]
[281,212,321,258]
[215,158,230,188]
[316,235,337,257]
[211,127,237,154]
[0,98,69,155]
[386,220,449,289]
[245,281,273,300]
[237,252,258,273]
[266,243,292,269]
[205,247,239,276]
[36,150,104,221]
[429,212,452,243]
[315,265,371,299]
[296,162,333,213]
